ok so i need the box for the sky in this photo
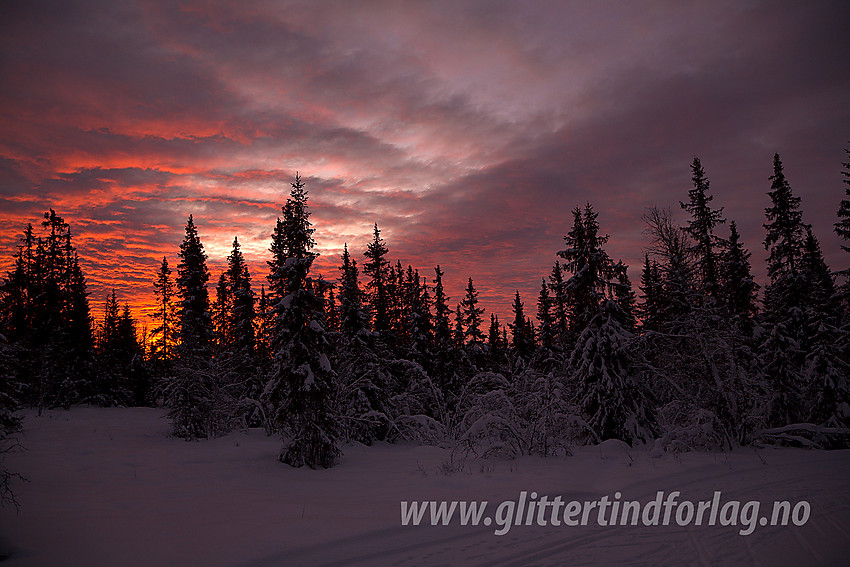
[1,0,849,329]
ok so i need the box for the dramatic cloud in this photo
[1,0,848,325]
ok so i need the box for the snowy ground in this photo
[1,408,849,566]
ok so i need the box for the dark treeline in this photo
[2,154,850,474]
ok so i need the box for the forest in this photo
[1,152,849,485]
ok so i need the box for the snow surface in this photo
[2,407,850,566]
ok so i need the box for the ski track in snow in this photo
[1,407,849,566]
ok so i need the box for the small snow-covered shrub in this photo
[654,402,727,453]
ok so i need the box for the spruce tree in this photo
[836,148,850,314]
[680,157,725,296]
[558,205,655,443]
[613,261,637,331]
[150,257,176,373]
[266,174,339,468]
[417,270,433,352]
[763,154,807,284]
[0,212,92,409]
[337,244,369,339]
[428,265,460,410]
[93,290,131,405]
[431,265,452,348]
[800,228,836,315]
[324,287,340,333]
[536,278,555,353]
[167,215,214,438]
[64,251,93,373]
[571,300,656,445]
[719,221,758,331]
[487,313,503,361]
[214,237,257,424]
[44,212,91,408]
[460,278,485,345]
[558,204,618,334]
[510,291,534,359]
[453,304,465,348]
[403,266,430,358]
[548,261,570,347]
[760,155,810,426]
[637,254,663,332]
[363,224,390,334]
[118,303,149,406]
[799,228,847,426]
[387,261,406,346]
[175,215,212,361]
[213,272,231,350]
[222,237,256,360]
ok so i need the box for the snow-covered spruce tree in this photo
[486,314,505,369]
[337,244,370,339]
[0,212,93,410]
[149,256,176,381]
[680,157,725,298]
[836,147,850,317]
[755,155,846,433]
[266,174,340,468]
[800,228,848,427]
[509,291,534,362]
[225,239,258,409]
[428,265,454,344]
[210,238,259,427]
[254,286,273,373]
[403,265,432,361]
[166,215,215,439]
[560,204,656,444]
[763,154,806,282]
[571,300,656,445]
[719,221,759,334]
[386,261,406,348]
[63,248,94,401]
[760,154,811,427]
[535,279,556,355]
[460,277,485,347]
[453,304,464,347]
[451,276,486,378]
[557,204,621,335]
[548,262,570,350]
[363,224,391,335]
[558,206,596,335]
[431,265,452,349]
[637,254,664,333]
